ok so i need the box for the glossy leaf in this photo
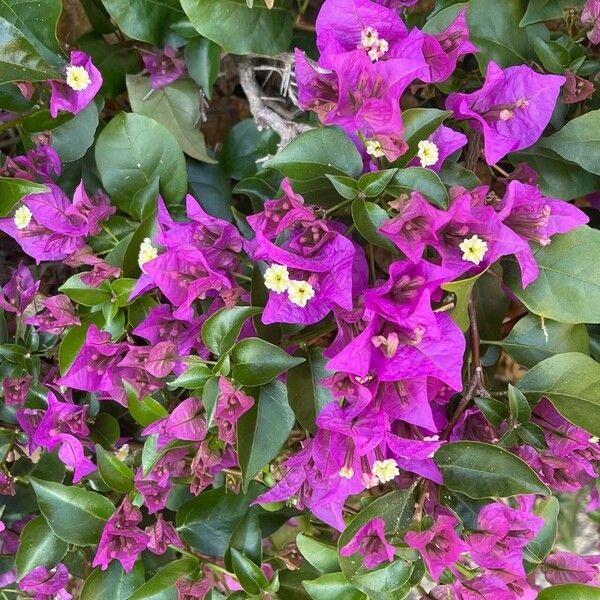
[524,496,560,571]
[126,558,198,600]
[202,306,263,355]
[15,515,68,579]
[297,534,340,574]
[504,227,600,324]
[126,75,214,163]
[180,0,294,55]
[0,177,47,217]
[500,314,590,368]
[81,561,145,600]
[536,584,600,600]
[95,112,187,217]
[518,352,600,437]
[30,478,115,546]
[237,380,295,490]
[387,167,448,208]
[96,444,134,493]
[230,337,304,386]
[286,347,333,434]
[185,36,220,99]
[520,0,586,25]
[58,273,112,307]
[125,382,168,427]
[351,200,397,253]
[435,441,550,498]
[51,101,99,162]
[441,270,486,332]
[303,572,365,600]
[231,548,269,595]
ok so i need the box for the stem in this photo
[368,245,376,286]
[324,197,354,215]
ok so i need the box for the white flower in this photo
[264,263,290,293]
[339,466,354,479]
[65,65,92,91]
[13,205,32,230]
[366,139,385,158]
[288,280,315,307]
[372,459,399,484]
[459,234,488,265]
[417,140,440,168]
[138,237,158,270]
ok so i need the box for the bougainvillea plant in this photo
[0,0,600,598]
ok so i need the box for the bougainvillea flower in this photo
[92,497,149,572]
[405,514,467,579]
[142,45,186,89]
[163,397,207,442]
[467,499,543,575]
[145,514,184,555]
[542,551,600,585]
[340,518,396,568]
[582,0,600,44]
[2,375,32,406]
[446,61,565,164]
[6,143,62,181]
[176,576,211,600]
[49,51,102,117]
[64,246,120,287]
[19,563,72,600]
[0,264,39,315]
[409,125,468,171]
[67,182,116,236]
[562,69,596,104]
[451,573,537,600]
[25,294,80,334]
[190,441,223,494]
[385,433,443,482]
[215,377,254,444]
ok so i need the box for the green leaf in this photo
[509,147,600,201]
[122,211,157,278]
[351,560,413,598]
[51,101,99,162]
[303,572,365,600]
[467,0,531,69]
[180,0,293,55]
[30,478,115,546]
[263,127,363,183]
[338,487,415,587]
[524,496,559,571]
[230,548,269,595]
[185,36,220,99]
[125,381,168,426]
[388,167,449,208]
[0,1,62,84]
[96,444,134,493]
[540,110,600,176]
[351,199,397,253]
[537,584,600,600]
[508,384,531,424]
[500,314,590,369]
[357,169,397,198]
[517,352,600,438]
[95,112,187,217]
[434,441,550,498]
[81,561,145,600]
[226,511,262,568]
[0,177,47,217]
[230,337,304,386]
[176,482,263,556]
[187,159,233,222]
[503,227,600,324]
[392,108,451,167]
[438,161,481,189]
[326,175,359,200]
[286,347,333,434]
[202,306,263,356]
[169,362,214,391]
[89,413,120,449]
[99,0,183,44]
[15,515,68,579]
[520,0,586,26]
[533,37,570,73]
[237,379,295,490]
[58,273,112,306]
[126,558,198,600]
[474,396,509,427]
[126,75,214,163]
[297,534,340,574]
[441,270,486,332]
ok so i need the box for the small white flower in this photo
[13,205,32,230]
[288,280,315,307]
[365,139,385,158]
[459,234,488,265]
[138,237,158,270]
[339,466,354,479]
[372,459,399,484]
[65,65,92,91]
[264,263,290,293]
[499,109,514,121]
[417,140,440,168]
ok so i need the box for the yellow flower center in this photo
[417,140,440,168]
[264,263,290,293]
[65,65,91,91]
[13,205,32,230]
[459,234,488,265]
[138,237,158,270]
[287,280,315,307]
[339,466,354,479]
[366,139,385,158]
[372,459,399,483]
[360,27,389,61]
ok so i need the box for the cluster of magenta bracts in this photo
[0,0,599,598]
